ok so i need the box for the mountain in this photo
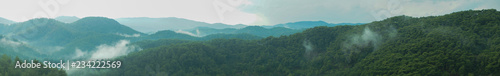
[101,9,500,76]
[272,21,364,29]
[0,24,6,34]
[0,17,142,46]
[0,35,42,58]
[115,17,246,33]
[70,17,143,35]
[0,17,266,59]
[145,30,262,41]
[0,17,15,24]
[202,33,263,40]
[0,17,134,57]
[114,17,363,34]
[55,16,80,23]
[145,30,198,40]
[186,26,303,37]
[235,26,302,37]
[4,18,74,45]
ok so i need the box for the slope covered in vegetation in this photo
[102,9,500,76]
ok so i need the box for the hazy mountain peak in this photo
[55,16,80,23]
[288,21,328,24]
[74,17,120,24]
[115,17,246,33]
[70,17,142,35]
[0,17,15,24]
[22,18,64,26]
[242,26,266,29]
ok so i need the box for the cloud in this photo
[116,33,141,37]
[211,0,258,25]
[1,0,498,25]
[0,37,25,52]
[0,36,68,55]
[302,39,315,59]
[175,29,201,37]
[244,0,500,25]
[0,38,23,47]
[341,27,382,63]
[72,48,86,59]
[90,40,139,60]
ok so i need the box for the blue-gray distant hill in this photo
[0,17,15,24]
[189,26,303,37]
[103,9,500,76]
[55,16,80,23]
[115,17,247,33]
[115,17,364,38]
[0,17,263,59]
[268,21,364,29]
[115,17,363,34]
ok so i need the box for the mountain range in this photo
[114,17,247,34]
[0,17,15,24]
[100,9,500,76]
[0,9,499,76]
[55,16,80,23]
[0,16,328,59]
[113,17,364,34]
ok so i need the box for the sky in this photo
[0,0,498,25]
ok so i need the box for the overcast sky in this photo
[0,0,499,25]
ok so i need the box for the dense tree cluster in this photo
[101,9,500,76]
[0,17,265,59]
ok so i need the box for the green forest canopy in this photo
[100,9,500,76]
[2,9,499,76]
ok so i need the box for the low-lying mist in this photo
[341,26,397,63]
[303,39,314,60]
[71,40,141,60]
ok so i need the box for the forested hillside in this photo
[0,17,264,59]
[102,9,500,76]
[115,17,247,33]
[186,26,303,37]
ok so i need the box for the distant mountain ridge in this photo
[0,17,15,24]
[2,16,364,34]
[115,17,364,33]
[0,17,266,59]
[102,9,500,76]
[271,21,364,29]
[115,17,247,33]
[70,17,143,35]
[180,26,302,37]
[0,16,365,59]
[55,16,80,23]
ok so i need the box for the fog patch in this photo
[0,37,25,52]
[36,46,65,55]
[90,40,139,60]
[388,26,398,38]
[348,27,381,48]
[0,38,23,47]
[72,48,87,59]
[116,33,141,37]
[67,40,141,76]
[175,29,201,37]
[342,27,382,63]
[303,39,315,60]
